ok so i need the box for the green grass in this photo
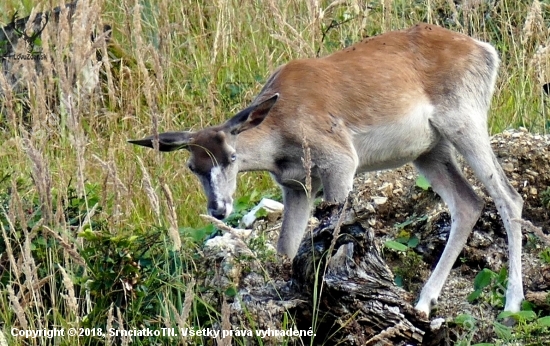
[0,0,549,345]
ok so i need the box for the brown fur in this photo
[238,24,492,172]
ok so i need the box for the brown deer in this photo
[130,24,524,317]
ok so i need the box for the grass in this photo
[0,0,549,345]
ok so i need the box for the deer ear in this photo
[128,131,194,152]
[226,94,279,135]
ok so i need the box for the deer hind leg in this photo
[413,139,484,316]
[438,120,524,313]
[277,178,322,259]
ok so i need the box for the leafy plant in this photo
[384,229,425,289]
[224,189,263,227]
[415,174,431,191]
[467,268,508,308]
[540,247,550,265]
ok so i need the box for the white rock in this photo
[241,198,284,228]
[372,196,388,205]
[430,318,446,331]
[204,229,252,255]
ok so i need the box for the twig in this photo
[514,218,550,245]
[301,131,312,198]
[316,16,357,57]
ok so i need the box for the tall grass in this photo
[0,0,548,345]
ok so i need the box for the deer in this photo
[129,24,524,317]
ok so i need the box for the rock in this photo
[241,198,284,228]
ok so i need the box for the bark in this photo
[291,201,437,345]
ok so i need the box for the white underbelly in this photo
[352,104,439,172]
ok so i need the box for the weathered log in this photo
[291,200,435,345]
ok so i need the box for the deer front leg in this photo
[277,179,321,259]
[319,154,357,203]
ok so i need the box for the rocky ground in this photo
[200,129,550,345]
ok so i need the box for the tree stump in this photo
[291,200,443,345]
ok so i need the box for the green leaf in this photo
[472,344,494,346]
[454,313,476,327]
[521,300,535,311]
[78,229,99,241]
[473,268,496,290]
[415,175,431,190]
[384,240,408,252]
[497,267,508,284]
[225,286,237,297]
[254,207,268,218]
[394,275,403,287]
[395,236,409,244]
[497,311,514,319]
[498,310,536,323]
[537,316,550,327]
[395,218,414,229]
[181,224,215,243]
[467,289,483,303]
[234,194,251,212]
[407,235,420,248]
[515,310,537,321]
[493,321,512,340]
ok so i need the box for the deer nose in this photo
[209,207,227,220]
[208,200,227,219]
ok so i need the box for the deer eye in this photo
[187,163,196,172]
[230,153,237,162]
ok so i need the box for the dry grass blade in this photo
[43,226,86,266]
[20,275,52,311]
[200,214,246,239]
[160,182,182,250]
[301,132,312,198]
[106,303,115,346]
[135,156,161,221]
[522,0,543,45]
[92,154,129,224]
[168,278,195,343]
[267,0,314,57]
[0,67,17,124]
[21,138,53,224]
[216,297,232,346]
[22,228,39,305]
[0,217,21,280]
[325,198,349,264]
[0,329,8,346]
[58,265,79,317]
[117,306,129,346]
[7,285,28,329]
[182,278,195,325]
[76,203,99,234]
[530,45,549,86]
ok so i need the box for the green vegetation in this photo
[0,0,549,345]
[454,268,550,345]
